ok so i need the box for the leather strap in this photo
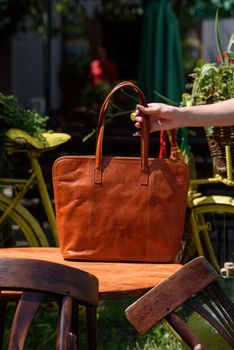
[159,129,179,160]
[94,81,150,185]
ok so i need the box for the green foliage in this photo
[181,11,234,142]
[170,1,234,77]
[1,0,233,39]
[185,61,234,106]
[96,299,181,350]
[181,58,234,139]
[100,0,143,21]
[3,302,58,349]
[0,94,48,137]
[0,0,71,37]
[0,93,48,176]
[172,0,234,20]
[4,299,182,350]
[182,10,234,107]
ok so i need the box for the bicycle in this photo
[186,143,234,272]
[0,128,70,247]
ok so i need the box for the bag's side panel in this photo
[53,156,189,262]
[53,156,95,255]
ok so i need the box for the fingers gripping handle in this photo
[94,81,150,185]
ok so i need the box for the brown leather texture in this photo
[53,81,190,262]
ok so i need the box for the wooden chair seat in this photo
[0,248,182,299]
[125,256,234,350]
[0,257,98,350]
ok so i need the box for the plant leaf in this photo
[191,64,218,98]
[152,91,178,106]
[215,9,224,63]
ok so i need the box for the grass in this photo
[4,299,182,350]
[96,299,182,350]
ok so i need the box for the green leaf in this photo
[215,9,224,63]
[152,91,178,106]
[191,64,218,98]
[82,128,96,142]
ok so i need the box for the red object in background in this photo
[90,47,118,85]
[217,50,227,63]
[217,50,234,64]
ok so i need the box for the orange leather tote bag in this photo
[52,81,190,262]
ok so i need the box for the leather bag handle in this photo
[94,81,150,185]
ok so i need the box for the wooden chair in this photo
[0,257,98,350]
[125,256,234,350]
[0,247,184,348]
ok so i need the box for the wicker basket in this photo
[204,126,234,177]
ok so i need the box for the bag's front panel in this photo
[87,157,150,260]
[147,159,189,261]
[53,156,189,262]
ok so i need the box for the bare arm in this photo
[134,99,234,134]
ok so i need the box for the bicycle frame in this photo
[187,162,234,272]
[0,148,58,246]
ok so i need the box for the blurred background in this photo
[1,6,234,336]
[1,0,234,159]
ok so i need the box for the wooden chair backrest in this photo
[125,257,234,350]
[0,258,98,350]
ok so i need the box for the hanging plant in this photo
[181,10,234,175]
[181,10,234,112]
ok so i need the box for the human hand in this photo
[133,103,181,135]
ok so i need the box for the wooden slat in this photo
[166,312,207,350]
[0,300,7,349]
[57,296,73,350]
[8,291,44,350]
[125,257,219,335]
[0,258,98,306]
[86,305,98,350]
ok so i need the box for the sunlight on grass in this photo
[4,299,182,350]
[96,299,182,350]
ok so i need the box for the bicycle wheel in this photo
[189,195,234,271]
[0,194,49,247]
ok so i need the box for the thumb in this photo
[137,105,150,114]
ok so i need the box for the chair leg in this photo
[86,305,98,350]
[71,300,79,350]
[0,300,7,350]
[8,291,44,350]
[166,312,207,350]
[57,296,74,350]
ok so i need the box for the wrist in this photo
[174,106,188,127]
